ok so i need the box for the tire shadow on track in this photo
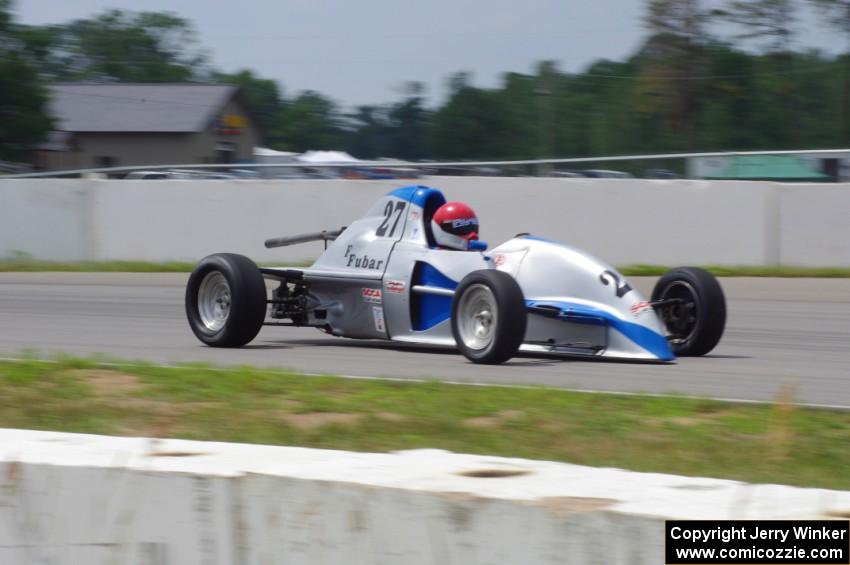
[250,338,693,367]
[260,338,464,357]
[259,338,561,364]
[697,354,751,359]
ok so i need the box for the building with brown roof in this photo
[36,83,262,172]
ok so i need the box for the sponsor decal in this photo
[385,279,406,294]
[344,245,385,270]
[372,306,385,332]
[408,210,421,221]
[451,218,478,229]
[493,254,506,267]
[630,300,652,317]
[361,287,382,303]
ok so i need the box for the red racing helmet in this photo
[431,201,479,250]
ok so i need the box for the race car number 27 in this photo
[376,201,406,237]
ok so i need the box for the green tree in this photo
[694,43,757,149]
[34,9,206,82]
[576,59,644,155]
[640,0,714,149]
[344,105,391,158]
[808,0,850,140]
[714,1,801,146]
[385,82,432,160]
[278,91,344,152]
[431,73,518,159]
[0,0,53,161]
[531,61,560,158]
[717,0,795,53]
[495,72,538,157]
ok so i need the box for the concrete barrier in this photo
[778,185,850,267]
[1,178,849,266]
[1,429,848,565]
[0,180,94,262]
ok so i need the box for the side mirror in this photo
[468,240,488,252]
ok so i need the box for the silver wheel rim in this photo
[198,271,231,332]
[457,284,498,351]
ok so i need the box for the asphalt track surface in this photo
[1,273,849,408]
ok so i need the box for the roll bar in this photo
[264,227,346,249]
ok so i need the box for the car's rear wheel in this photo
[451,270,527,364]
[185,253,267,347]
[651,266,725,356]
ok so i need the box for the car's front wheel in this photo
[185,253,267,347]
[651,266,726,356]
[451,270,527,364]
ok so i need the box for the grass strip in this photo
[1,260,850,277]
[0,260,309,272]
[1,357,848,490]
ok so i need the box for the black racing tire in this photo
[651,266,726,356]
[185,253,267,347]
[450,270,527,364]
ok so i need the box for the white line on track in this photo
[3,356,850,411]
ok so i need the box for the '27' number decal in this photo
[376,201,406,237]
[599,270,633,298]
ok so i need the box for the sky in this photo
[12,0,845,110]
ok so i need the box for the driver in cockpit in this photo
[430,201,481,250]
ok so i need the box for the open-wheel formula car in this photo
[185,186,726,364]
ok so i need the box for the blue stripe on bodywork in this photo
[526,299,674,361]
[412,263,457,331]
[419,263,458,290]
[417,295,453,331]
[387,185,445,209]
[521,235,557,243]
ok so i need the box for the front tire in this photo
[451,270,527,364]
[185,253,267,347]
[651,267,726,356]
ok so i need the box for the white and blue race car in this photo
[185,186,726,364]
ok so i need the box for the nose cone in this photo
[610,323,675,361]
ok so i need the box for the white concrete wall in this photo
[0,180,94,261]
[779,185,850,267]
[2,178,849,266]
[444,178,773,266]
[2,429,849,565]
[90,179,394,264]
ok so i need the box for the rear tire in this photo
[185,253,267,347]
[451,270,527,364]
[651,266,725,356]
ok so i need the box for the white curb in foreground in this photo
[1,428,848,564]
